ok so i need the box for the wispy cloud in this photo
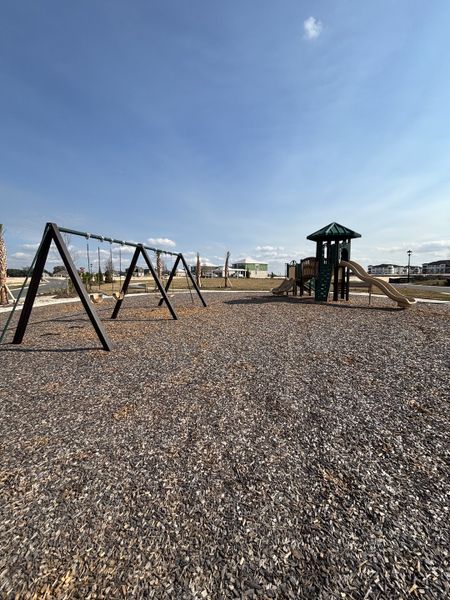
[256,245,284,253]
[254,245,289,260]
[147,237,176,248]
[11,251,33,259]
[376,240,450,254]
[303,16,323,40]
[413,240,450,253]
[113,245,136,255]
[183,253,215,266]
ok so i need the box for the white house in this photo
[368,264,422,276]
[422,260,450,275]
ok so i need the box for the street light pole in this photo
[407,250,412,283]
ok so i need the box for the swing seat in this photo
[90,293,104,304]
[113,292,124,301]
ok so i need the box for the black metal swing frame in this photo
[8,222,206,351]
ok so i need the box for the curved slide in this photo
[272,278,295,295]
[340,260,416,308]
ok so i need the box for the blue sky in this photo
[1,0,450,272]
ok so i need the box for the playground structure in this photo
[272,222,416,308]
[1,223,207,351]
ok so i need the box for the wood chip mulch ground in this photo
[0,292,449,599]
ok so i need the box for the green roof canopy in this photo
[307,222,361,241]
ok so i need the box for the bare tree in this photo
[156,251,162,280]
[224,251,232,288]
[196,252,202,288]
[104,257,114,284]
[160,255,167,276]
[153,250,162,291]
[0,224,9,305]
[62,232,80,265]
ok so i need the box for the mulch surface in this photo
[1,293,449,599]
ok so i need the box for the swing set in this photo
[1,222,206,351]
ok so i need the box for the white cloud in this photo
[147,237,176,248]
[11,251,32,259]
[113,245,136,255]
[376,240,450,255]
[303,16,323,40]
[200,258,215,266]
[235,256,258,263]
[255,245,288,259]
[256,245,284,253]
[22,243,40,250]
[414,240,450,253]
[184,255,216,266]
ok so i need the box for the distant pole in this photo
[196,252,202,288]
[0,224,9,305]
[155,250,162,291]
[407,249,412,283]
[224,251,232,288]
[98,246,102,287]
[156,251,162,280]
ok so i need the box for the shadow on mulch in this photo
[0,345,101,353]
[23,308,176,327]
[224,295,314,306]
[27,315,89,326]
[224,296,400,312]
[107,317,175,323]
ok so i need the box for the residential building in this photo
[213,266,246,278]
[368,264,422,275]
[422,260,450,275]
[190,265,219,278]
[232,259,268,278]
[125,266,145,277]
[190,265,247,278]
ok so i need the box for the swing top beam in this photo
[58,225,179,256]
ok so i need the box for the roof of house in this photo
[369,264,402,268]
[423,259,450,266]
[233,258,268,265]
[307,222,361,241]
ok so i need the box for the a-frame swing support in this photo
[111,245,180,320]
[157,253,207,308]
[12,223,113,350]
[112,248,206,318]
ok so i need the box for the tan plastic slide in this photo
[340,260,416,308]
[272,278,295,295]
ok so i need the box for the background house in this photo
[422,260,450,275]
[232,258,268,278]
[368,264,422,275]
[190,265,219,278]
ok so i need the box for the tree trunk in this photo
[224,251,232,288]
[196,253,202,288]
[154,251,162,290]
[0,224,9,305]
